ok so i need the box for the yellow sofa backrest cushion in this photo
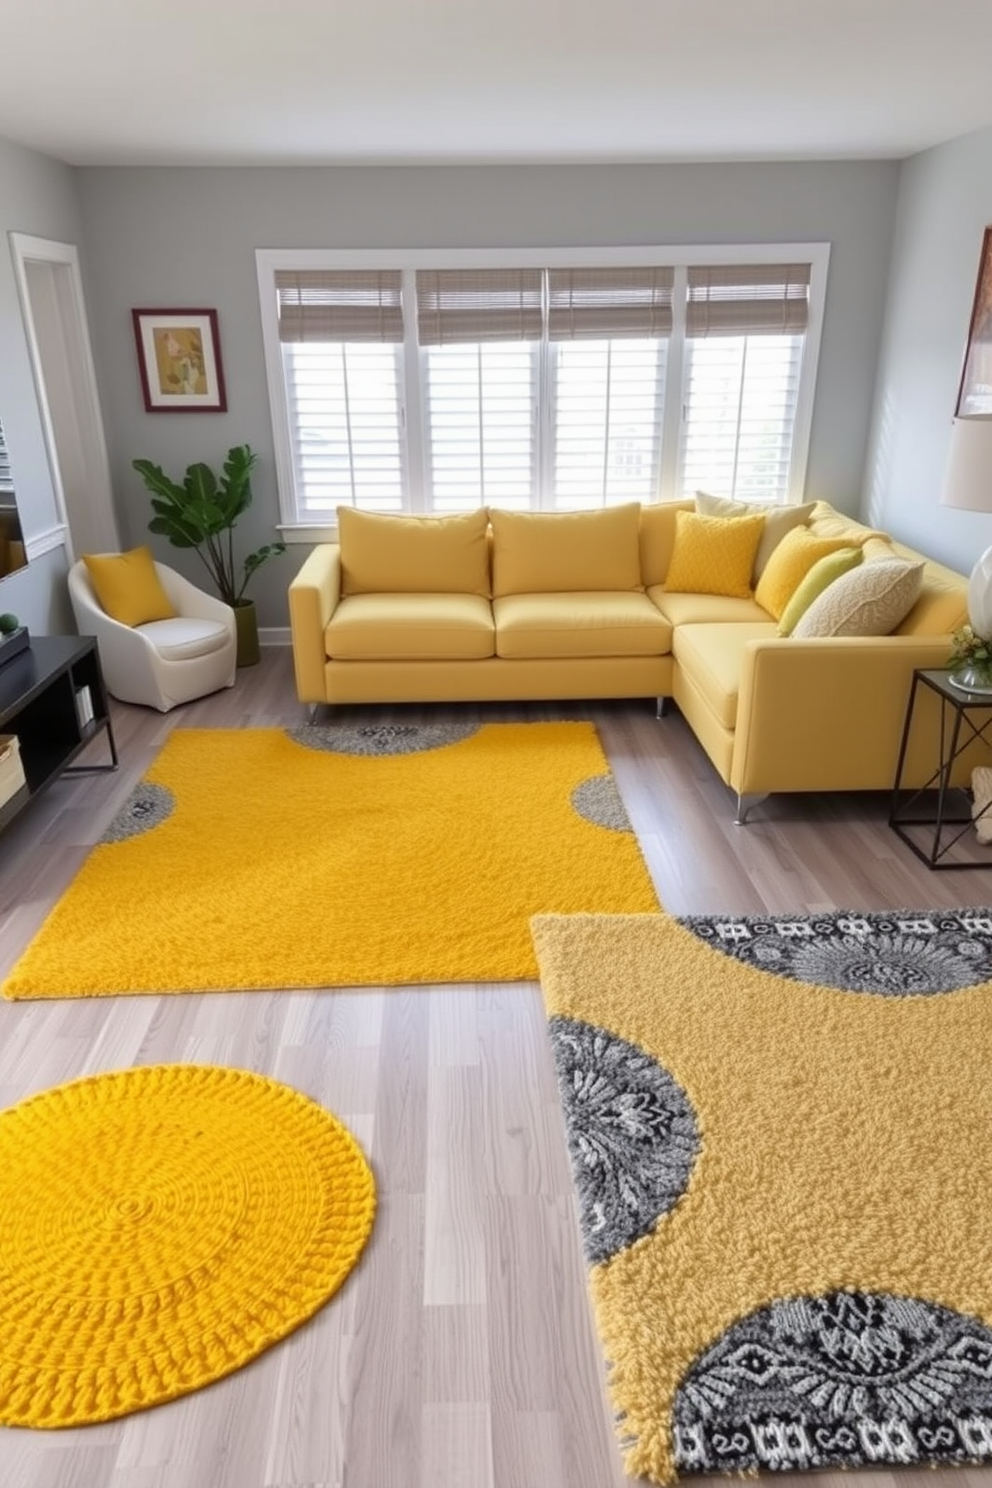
[639,501,694,587]
[802,501,968,635]
[82,546,177,626]
[337,507,491,596]
[490,504,642,597]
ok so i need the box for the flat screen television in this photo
[0,416,28,581]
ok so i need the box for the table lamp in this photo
[940,414,992,643]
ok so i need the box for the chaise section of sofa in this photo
[665,502,974,814]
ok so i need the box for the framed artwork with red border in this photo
[956,228,992,416]
[132,308,227,413]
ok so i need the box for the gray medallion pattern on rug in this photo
[101,782,176,842]
[570,774,633,832]
[673,1290,992,1475]
[680,909,992,995]
[287,722,480,756]
[547,1016,700,1265]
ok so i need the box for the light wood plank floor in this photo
[0,646,990,1488]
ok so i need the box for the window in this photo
[679,265,810,503]
[417,269,542,510]
[0,417,12,495]
[257,247,826,533]
[275,270,406,514]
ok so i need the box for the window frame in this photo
[256,243,830,542]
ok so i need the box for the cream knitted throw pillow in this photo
[791,558,924,638]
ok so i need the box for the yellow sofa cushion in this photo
[490,504,642,597]
[647,589,771,627]
[792,558,925,638]
[494,592,670,659]
[894,573,969,637]
[82,546,177,626]
[753,528,857,620]
[664,511,765,599]
[777,546,864,636]
[674,622,777,730]
[639,501,694,587]
[695,492,817,579]
[337,507,491,597]
[325,593,495,660]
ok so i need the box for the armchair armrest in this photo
[731,634,959,795]
[288,545,342,703]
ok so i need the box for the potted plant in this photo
[132,444,285,666]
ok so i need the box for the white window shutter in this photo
[552,340,668,507]
[680,334,803,503]
[423,343,538,511]
[283,344,405,516]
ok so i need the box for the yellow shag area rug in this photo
[0,1063,375,1427]
[2,722,658,998]
[532,909,992,1485]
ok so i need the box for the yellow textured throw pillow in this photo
[337,507,490,597]
[753,528,857,620]
[695,491,816,579]
[490,504,642,597]
[777,546,863,636]
[663,511,765,599]
[82,547,177,627]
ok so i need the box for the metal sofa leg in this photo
[656,696,671,719]
[734,792,768,825]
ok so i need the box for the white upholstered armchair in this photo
[68,558,237,712]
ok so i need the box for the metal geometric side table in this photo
[889,667,992,869]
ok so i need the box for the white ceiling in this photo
[4,0,992,168]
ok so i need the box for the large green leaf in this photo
[132,443,277,603]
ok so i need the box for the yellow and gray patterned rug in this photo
[532,908,992,1485]
[2,721,658,997]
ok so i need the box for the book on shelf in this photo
[74,684,94,729]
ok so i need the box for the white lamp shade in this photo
[940,415,992,513]
[940,416,992,636]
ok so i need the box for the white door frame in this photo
[8,232,118,563]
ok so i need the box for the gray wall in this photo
[0,136,85,634]
[863,124,992,575]
[76,161,900,627]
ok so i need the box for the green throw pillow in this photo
[777,546,863,636]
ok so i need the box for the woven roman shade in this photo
[416,269,543,345]
[275,270,404,343]
[548,267,675,340]
[686,264,810,336]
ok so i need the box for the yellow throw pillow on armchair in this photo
[753,528,857,621]
[663,511,765,599]
[82,546,177,626]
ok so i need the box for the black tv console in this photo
[0,635,118,835]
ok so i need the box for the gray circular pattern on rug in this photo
[547,1016,700,1265]
[681,910,992,996]
[571,773,632,831]
[101,782,176,843]
[673,1290,992,1476]
[286,722,480,756]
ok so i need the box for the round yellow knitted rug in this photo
[0,1064,376,1428]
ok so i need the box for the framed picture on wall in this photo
[956,227,992,416]
[132,308,227,412]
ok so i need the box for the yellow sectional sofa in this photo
[288,499,975,817]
